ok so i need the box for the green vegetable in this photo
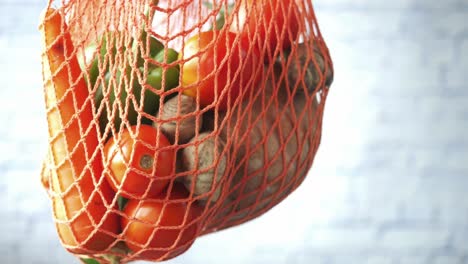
[97,68,139,134]
[117,196,129,211]
[146,48,180,90]
[79,0,163,87]
[82,0,179,136]
[81,258,100,264]
[96,48,180,135]
[133,31,164,68]
[88,32,128,88]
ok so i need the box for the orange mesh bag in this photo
[39,0,333,262]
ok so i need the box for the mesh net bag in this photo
[39,0,333,262]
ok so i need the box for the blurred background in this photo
[1,0,468,263]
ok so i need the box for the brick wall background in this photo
[1,0,467,263]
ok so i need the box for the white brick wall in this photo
[1,0,467,263]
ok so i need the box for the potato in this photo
[206,65,323,229]
[279,41,334,93]
[181,132,228,203]
[156,94,202,144]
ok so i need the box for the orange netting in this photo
[39,0,333,263]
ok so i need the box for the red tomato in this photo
[229,0,300,59]
[121,184,201,261]
[179,30,258,110]
[103,125,175,199]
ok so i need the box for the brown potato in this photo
[156,94,202,144]
[279,41,334,93]
[205,65,322,229]
[180,132,228,203]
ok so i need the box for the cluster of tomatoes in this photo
[79,0,301,261]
